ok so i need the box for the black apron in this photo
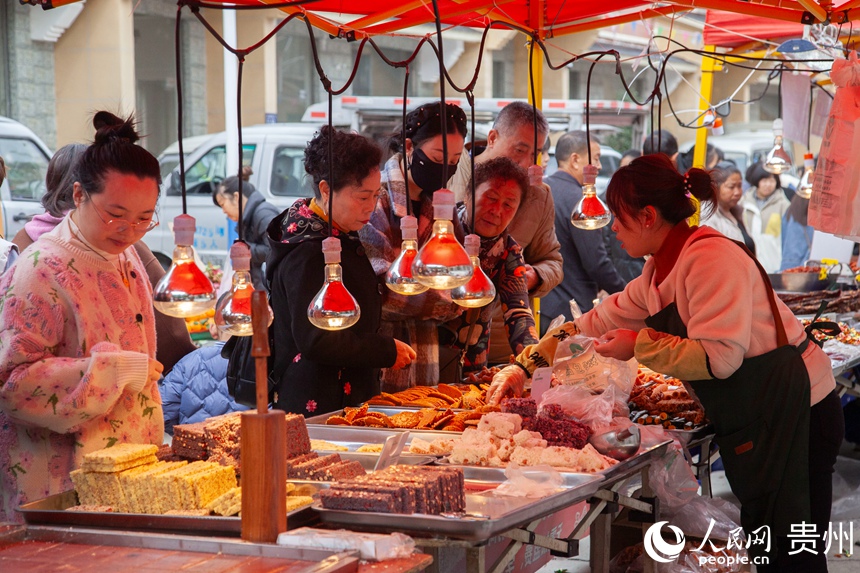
[643,235,811,552]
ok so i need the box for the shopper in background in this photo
[268,126,415,416]
[449,101,562,362]
[642,129,679,169]
[781,193,814,271]
[444,157,538,371]
[701,161,757,254]
[489,153,843,573]
[361,102,468,391]
[160,342,247,434]
[742,161,789,273]
[212,176,280,291]
[543,130,625,333]
[0,112,166,522]
[11,143,196,374]
[619,149,641,168]
[0,157,17,271]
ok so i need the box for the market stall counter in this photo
[0,523,435,573]
[306,407,672,573]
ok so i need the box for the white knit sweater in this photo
[0,215,163,522]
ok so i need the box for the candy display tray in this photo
[18,490,317,534]
[314,467,603,541]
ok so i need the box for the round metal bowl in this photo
[589,426,641,461]
[767,272,835,293]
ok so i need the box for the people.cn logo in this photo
[644,521,686,563]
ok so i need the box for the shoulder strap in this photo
[687,233,788,347]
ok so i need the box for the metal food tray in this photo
[17,490,318,534]
[433,439,673,484]
[314,470,603,541]
[305,407,468,426]
[307,422,461,450]
[597,439,672,482]
[665,424,714,446]
[333,451,436,469]
[1,525,358,572]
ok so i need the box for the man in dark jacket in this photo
[213,176,281,290]
[542,131,626,335]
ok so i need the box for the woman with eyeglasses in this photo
[0,111,165,522]
[10,143,196,375]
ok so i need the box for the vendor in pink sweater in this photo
[489,154,843,572]
[0,112,164,522]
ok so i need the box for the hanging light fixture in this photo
[796,153,815,199]
[153,214,217,318]
[384,66,427,296]
[308,237,361,330]
[214,241,272,336]
[412,189,473,289]
[764,118,792,174]
[452,234,495,308]
[386,215,429,295]
[571,164,611,230]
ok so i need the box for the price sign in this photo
[531,367,553,403]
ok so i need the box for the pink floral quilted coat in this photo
[0,225,163,522]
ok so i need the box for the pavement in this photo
[537,440,860,573]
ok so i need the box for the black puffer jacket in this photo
[265,199,396,417]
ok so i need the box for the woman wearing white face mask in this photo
[360,101,469,392]
[0,112,164,522]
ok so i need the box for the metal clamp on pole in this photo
[628,496,659,523]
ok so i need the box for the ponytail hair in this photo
[76,111,161,196]
[606,153,717,225]
[387,101,467,154]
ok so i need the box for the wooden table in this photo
[0,524,433,573]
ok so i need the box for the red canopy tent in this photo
[26,1,860,38]
[199,0,859,39]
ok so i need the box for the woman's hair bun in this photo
[685,167,714,201]
[92,111,140,146]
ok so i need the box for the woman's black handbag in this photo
[222,330,277,407]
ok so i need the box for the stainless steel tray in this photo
[305,407,467,426]
[18,490,318,534]
[433,440,673,483]
[313,471,603,541]
[307,424,461,451]
[335,451,436,469]
[600,439,672,482]
[1,525,358,572]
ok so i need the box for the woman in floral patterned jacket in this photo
[0,112,164,521]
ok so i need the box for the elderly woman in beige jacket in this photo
[449,101,562,363]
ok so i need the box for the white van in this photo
[0,117,52,241]
[683,131,800,189]
[146,123,324,266]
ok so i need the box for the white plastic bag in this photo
[494,464,564,498]
[277,527,415,561]
[810,51,860,235]
[551,334,637,395]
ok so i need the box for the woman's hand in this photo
[594,329,638,361]
[486,364,528,405]
[148,358,164,384]
[392,340,417,369]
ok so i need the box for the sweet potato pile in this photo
[365,382,491,410]
[324,403,500,432]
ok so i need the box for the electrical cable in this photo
[401,67,412,217]
[174,4,187,214]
